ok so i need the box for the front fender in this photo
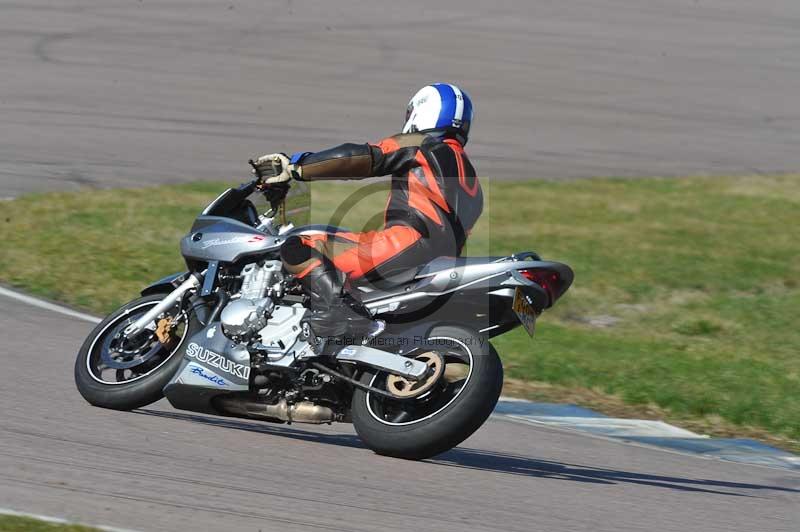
[140,271,189,296]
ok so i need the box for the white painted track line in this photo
[0,285,100,324]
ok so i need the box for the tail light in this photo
[518,268,560,305]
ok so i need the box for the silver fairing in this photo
[361,256,573,314]
[352,255,571,338]
[180,216,283,262]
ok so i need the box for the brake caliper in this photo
[155,317,176,345]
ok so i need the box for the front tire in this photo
[351,325,503,460]
[74,294,202,411]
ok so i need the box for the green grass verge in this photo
[0,515,100,532]
[1,175,798,448]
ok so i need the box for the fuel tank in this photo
[180,216,284,262]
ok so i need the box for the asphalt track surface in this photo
[2,293,800,532]
[2,2,800,531]
[2,0,800,198]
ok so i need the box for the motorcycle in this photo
[74,169,573,460]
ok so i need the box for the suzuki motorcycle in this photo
[74,173,573,460]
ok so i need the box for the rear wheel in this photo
[74,294,202,410]
[351,325,503,460]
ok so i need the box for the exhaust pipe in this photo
[216,396,337,424]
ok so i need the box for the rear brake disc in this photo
[386,351,445,399]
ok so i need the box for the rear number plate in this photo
[512,287,537,337]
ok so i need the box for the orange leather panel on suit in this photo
[375,137,400,154]
[407,152,449,226]
[297,225,422,280]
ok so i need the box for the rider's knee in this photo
[280,235,312,266]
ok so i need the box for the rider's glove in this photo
[252,153,292,184]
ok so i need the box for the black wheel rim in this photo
[365,336,474,426]
[85,301,188,385]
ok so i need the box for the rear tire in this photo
[74,294,203,411]
[351,325,503,460]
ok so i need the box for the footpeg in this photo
[363,319,386,344]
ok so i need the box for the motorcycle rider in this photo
[253,83,482,342]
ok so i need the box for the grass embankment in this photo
[0,515,100,532]
[1,175,798,450]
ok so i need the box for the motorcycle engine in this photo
[221,261,282,342]
[239,261,283,299]
[221,297,274,342]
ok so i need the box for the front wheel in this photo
[74,294,202,411]
[351,325,503,460]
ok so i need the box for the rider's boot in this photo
[299,262,382,343]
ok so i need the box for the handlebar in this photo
[261,181,290,212]
[248,157,285,181]
[247,157,290,207]
[233,173,290,212]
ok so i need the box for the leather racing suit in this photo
[280,132,483,339]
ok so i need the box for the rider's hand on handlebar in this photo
[252,153,292,184]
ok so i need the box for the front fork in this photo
[122,274,202,337]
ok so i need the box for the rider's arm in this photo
[291,134,425,181]
[291,144,373,181]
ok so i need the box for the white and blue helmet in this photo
[402,83,474,145]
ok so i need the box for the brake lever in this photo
[248,159,263,180]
